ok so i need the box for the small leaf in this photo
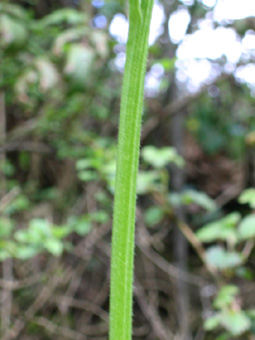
[35,58,59,91]
[0,249,11,261]
[196,213,240,243]
[206,246,243,270]
[68,216,92,236]
[204,314,220,331]
[15,219,51,244]
[14,246,39,260]
[0,3,28,20]
[78,170,98,182]
[213,285,239,309]
[145,206,164,227]
[238,214,255,240]
[91,31,108,58]
[15,69,38,104]
[44,239,63,256]
[235,267,254,280]
[53,27,85,56]
[141,146,184,168]
[220,310,251,336]
[0,13,27,48]
[64,44,95,85]
[181,190,216,211]
[155,58,176,71]
[40,8,86,26]
[29,219,51,237]
[52,226,71,239]
[246,309,255,318]
[137,171,161,195]
[90,211,109,223]
[0,240,17,259]
[4,194,30,215]
[76,159,93,171]
[238,188,255,209]
[0,217,14,238]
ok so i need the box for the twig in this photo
[134,277,173,340]
[1,262,73,340]
[55,296,108,322]
[0,272,47,290]
[136,218,207,286]
[0,141,52,154]
[1,259,13,335]
[0,119,38,145]
[0,187,21,213]
[242,240,254,259]
[177,220,218,279]
[33,316,87,340]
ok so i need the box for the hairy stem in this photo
[109,1,154,340]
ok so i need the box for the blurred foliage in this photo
[0,0,255,339]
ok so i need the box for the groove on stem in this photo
[109,1,154,340]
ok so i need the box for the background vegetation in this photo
[0,0,255,339]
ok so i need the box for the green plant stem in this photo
[109,1,154,340]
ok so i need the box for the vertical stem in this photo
[171,110,190,340]
[109,1,154,340]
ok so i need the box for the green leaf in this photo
[213,285,239,309]
[53,27,86,56]
[196,213,240,243]
[76,159,93,170]
[14,246,39,260]
[40,8,86,26]
[238,188,255,209]
[145,206,165,227]
[204,314,220,331]
[29,219,51,236]
[35,57,59,92]
[52,226,71,239]
[246,309,255,318]
[220,310,251,336]
[206,246,243,269]
[0,160,15,176]
[78,170,98,182]
[168,192,182,206]
[141,146,184,169]
[68,216,92,236]
[0,240,17,259]
[15,69,38,104]
[0,13,27,48]
[0,249,11,261]
[44,238,64,256]
[0,217,14,238]
[90,31,109,58]
[181,190,216,211]
[64,44,95,85]
[137,171,161,195]
[235,267,254,280]
[0,3,28,20]
[155,58,176,71]
[15,219,51,244]
[90,211,109,223]
[4,194,30,215]
[238,214,255,240]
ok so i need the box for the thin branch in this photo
[134,277,173,340]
